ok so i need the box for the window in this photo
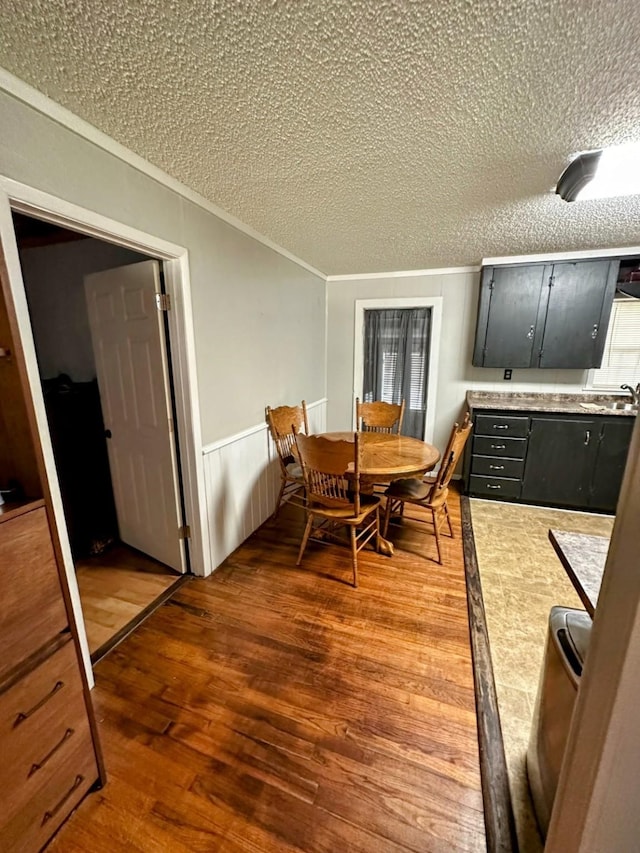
[588,299,640,390]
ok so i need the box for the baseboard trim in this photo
[461,495,518,853]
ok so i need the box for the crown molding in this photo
[327,264,480,282]
[0,67,327,281]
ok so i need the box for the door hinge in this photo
[548,275,555,288]
[155,293,171,311]
[178,524,191,539]
[488,278,495,291]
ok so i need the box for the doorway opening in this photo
[12,211,189,662]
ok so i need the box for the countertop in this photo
[548,529,610,617]
[466,390,638,417]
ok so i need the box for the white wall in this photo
[327,270,588,452]
[19,237,145,381]
[0,89,327,447]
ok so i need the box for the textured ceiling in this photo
[1,0,640,275]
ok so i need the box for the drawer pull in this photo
[489,465,505,471]
[490,444,506,450]
[29,728,74,777]
[14,680,64,728]
[487,484,502,489]
[493,424,509,430]
[41,774,84,826]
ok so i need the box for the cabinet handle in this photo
[584,430,591,446]
[490,444,506,450]
[493,424,509,430]
[13,680,64,728]
[487,484,502,489]
[489,465,505,470]
[29,728,74,777]
[41,775,84,826]
[527,325,535,340]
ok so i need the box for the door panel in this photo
[522,417,599,507]
[589,419,635,511]
[84,261,185,572]
[479,265,547,367]
[540,261,617,368]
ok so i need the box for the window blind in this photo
[589,299,640,390]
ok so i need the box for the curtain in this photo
[362,307,431,439]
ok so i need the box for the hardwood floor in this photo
[50,490,485,852]
[75,544,182,657]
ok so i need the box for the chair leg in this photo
[375,507,382,552]
[444,501,453,537]
[431,507,442,564]
[296,514,314,566]
[350,526,358,588]
[273,477,287,519]
[383,497,398,538]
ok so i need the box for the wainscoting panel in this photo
[202,398,327,572]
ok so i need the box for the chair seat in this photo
[308,493,380,520]
[386,477,432,501]
[285,462,303,478]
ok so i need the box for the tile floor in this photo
[469,499,614,853]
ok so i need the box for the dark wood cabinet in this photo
[473,259,619,368]
[521,416,599,506]
[466,408,635,513]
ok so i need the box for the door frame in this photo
[353,297,443,443]
[0,177,209,675]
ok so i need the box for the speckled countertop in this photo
[548,530,610,616]
[466,390,638,416]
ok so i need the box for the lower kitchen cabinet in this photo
[466,409,635,513]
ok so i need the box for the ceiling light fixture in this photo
[556,142,640,202]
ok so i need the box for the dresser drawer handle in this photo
[490,444,506,450]
[29,728,74,778]
[493,424,509,430]
[486,484,502,489]
[14,680,64,728]
[41,774,84,826]
[489,465,505,471]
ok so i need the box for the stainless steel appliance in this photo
[526,606,592,838]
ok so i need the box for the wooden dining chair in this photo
[382,413,473,563]
[293,431,381,587]
[265,400,309,518]
[356,397,405,434]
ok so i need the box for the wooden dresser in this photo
[0,248,104,851]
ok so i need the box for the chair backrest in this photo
[356,398,405,434]
[294,431,362,515]
[430,412,473,500]
[266,401,309,469]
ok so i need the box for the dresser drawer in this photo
[473,435,528,459]
[0,508,68,679]
[0,721,97,853]
[475,414,529,438]
[0,639,88,800]
[469,475,522,500]
[471,455,525,479]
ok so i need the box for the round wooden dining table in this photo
[319,431,440,482]
[318,432,440,556]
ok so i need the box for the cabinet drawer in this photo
[469,475,522,500]
[473,435,528,459]
[471,455,525,480]
[0,508,68,679]
[0,639,87,801]
[475,414,529,438]
[0,720,97,853]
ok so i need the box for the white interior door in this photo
[84,260,185,572]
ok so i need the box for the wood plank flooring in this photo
[50,489,485,852]
[75,544,181,654]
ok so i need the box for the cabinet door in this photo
[473,265,547,367]
[522,417,599,507]
[589,419,635,511]
[538,260,618,368]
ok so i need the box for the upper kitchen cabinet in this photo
[473,258,619,368]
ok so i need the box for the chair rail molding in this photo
[202,398,327,570]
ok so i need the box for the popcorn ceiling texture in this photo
[1,0,640,275]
